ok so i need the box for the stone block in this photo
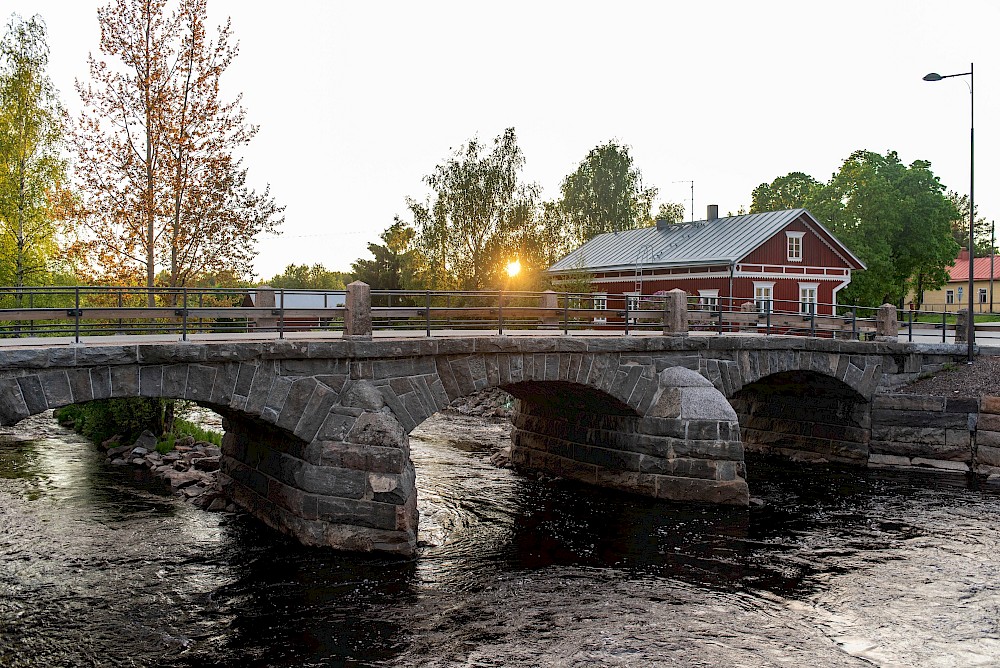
[868,453,911,467]
[345,412,405,449]
[873,394,945,412]
[976,444,1000,468]
[245,363,277,415]
[297,463,367,499]
[315,496,397,532]
[871,409,967,429]
[981,396,1000,415]
[910,457,969,472]
[369,465,415,504]
[38,370,72,408]
[276,377,319,432]
[292,383,341,443]
[945,397,979,414]
[185,364,217,402]
[654,475,748,505]
[209,363,240,407]
[976,429,1000,448]
[315,412,357,443]
[319,441,406,474]
[686,420,720,441]
[869,439,969,462]
[66,368,94,404]
[16,375,47,414]
[234,362,257,398]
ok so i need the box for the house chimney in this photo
[656,218,669,231]
[707,204,719,221]
[958,247,970,262]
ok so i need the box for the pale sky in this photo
[6,0,999,280]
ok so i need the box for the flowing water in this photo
[2,411,1000,667]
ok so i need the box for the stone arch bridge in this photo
[0,336,961,556]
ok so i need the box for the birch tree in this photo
[0,14,70,295]
[71,0,282,301]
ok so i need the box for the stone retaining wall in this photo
[868,394,987,474]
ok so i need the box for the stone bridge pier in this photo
[213,345,748,558]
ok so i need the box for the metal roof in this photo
[547,208,862,273]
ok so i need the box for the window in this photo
[958,287,964,303]
[980,288,988,304]
[946,290,955,305]
[799,283,818,314]
[754,281,774,313]
[698,289,719,310]
[593,293,607,323]
[786,231,805,262]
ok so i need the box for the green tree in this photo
[407,128,540,290]
[0,14,70,295]
[267,263,348,290]
[749,171,821,213]
[654,202,686,224]
[948,191,994,256]
[351,220,421,290]
[558,140,657,244]
[809,150,959,307]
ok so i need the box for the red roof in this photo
[949,249,1000,281]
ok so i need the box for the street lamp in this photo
[924,63,974,362]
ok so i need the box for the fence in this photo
[0,283,976,345]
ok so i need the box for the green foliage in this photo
[406,127,542,290]
[947,191,994,256]
[156,433,175,454]
[267,263,348,290]
[0,14,70,292]
[749,172,821,213]
[753,151,959,308]
[173,417,222,447]
[654,202,686,224]
[557,140,657,244]
[351,220,422,290]
[55,398,166,446]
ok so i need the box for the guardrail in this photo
[0,283,974,344]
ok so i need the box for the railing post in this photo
[662,289,688,337]
[564,293,569,335]
[278,289,285,339]
[74,286,81,344]
[181,287,188,341]
[810,303,816,337]
[956,308,969,344]
[624,295,630,335]
[344,281,373,340]
[852,309,857,340]
[943,310,947,343]
[425,291,431,337]
[875,303,898,342]
[766,300,771,335]
[908,308,913,342]
[540,290,558,329]
[498,290,504,335]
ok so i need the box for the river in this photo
[2,410,1000,667]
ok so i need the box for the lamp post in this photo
[924,63,974,362]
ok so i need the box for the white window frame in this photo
[592,293,607,323]
[754,281,774,313]
[786,231,805,262]
[625,292,640,323]
[799,282,819,315]
[980,288,988,304]
[946,289,955,305]
[698,289,720,311]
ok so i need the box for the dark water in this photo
[3,414,1000,667]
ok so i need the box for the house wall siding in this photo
[740,218,853,269]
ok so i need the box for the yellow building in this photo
[910,249,999,313]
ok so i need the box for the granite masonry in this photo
[0,331,968,555]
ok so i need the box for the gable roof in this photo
[948,254,998,282]
[547,208,865,274]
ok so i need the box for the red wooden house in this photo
[547,206,865,318]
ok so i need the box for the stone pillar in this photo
[875,303,898,342]
[344,281,372,340]
[662,289,688,336]
[540,290,559,328]
[739,301,758,333]
[956,308,969,344]
[252,286,279,332]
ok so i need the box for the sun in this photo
[505,259,521,279]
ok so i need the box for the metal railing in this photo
[0,284,949,344]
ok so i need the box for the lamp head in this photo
[923,72,944,82]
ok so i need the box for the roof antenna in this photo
[673,180,694,222]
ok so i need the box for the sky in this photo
[6,0,1000,280]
